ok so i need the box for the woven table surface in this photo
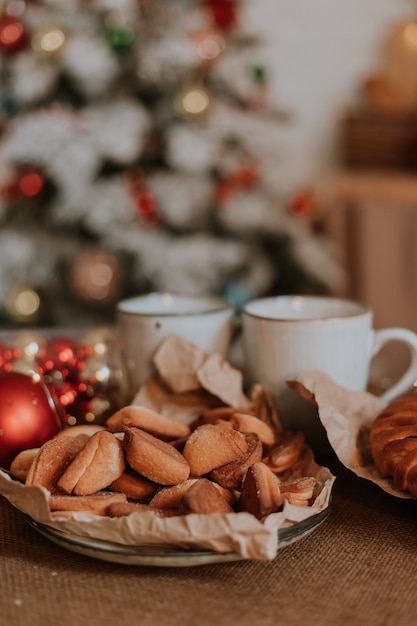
[1,455,417,626]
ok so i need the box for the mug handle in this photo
[371,327,417,403]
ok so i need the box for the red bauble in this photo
[288,189,315,217]
[0,372,64,469]
[19,171,45,198]
[40,337,80,375]
[0,342,17,372]
[0,16,26,54]
[203,0,238,30]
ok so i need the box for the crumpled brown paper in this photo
[289,369,414,499]
[0,459,334,561]
[133,334,251,421]
[0,342,336,562]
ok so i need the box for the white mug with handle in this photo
[241,295,417,453]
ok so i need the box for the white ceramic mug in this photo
[241,295,417,453]
[117,292,235,398]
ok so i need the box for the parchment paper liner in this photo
[0,461,334,561]
[289,369,415,500]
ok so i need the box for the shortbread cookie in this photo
[180,478,234,514]
[209,432,263,489]
[49,491,126,516]
[109,470,159,501]
[26,435,88,493]
[10,448,39,482]
[106,405,190,440]
[238,462,283,519]
[123,427,190,485]
[182,422,248,476]
[57,430,125,496]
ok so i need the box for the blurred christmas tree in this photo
[0,0,343,328]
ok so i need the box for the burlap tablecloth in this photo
[1,454,417,626]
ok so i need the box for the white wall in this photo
[247,0,414,186]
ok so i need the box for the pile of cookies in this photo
[10,403,317,521]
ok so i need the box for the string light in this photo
[175,86,210,117]
[32,27,65,54]
[183,88,209,114]
[6,287,41,322]
[6,1,26,18]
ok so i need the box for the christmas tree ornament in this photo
[0,371,64,469]
[0,342,19,373]
[214,178,234,207]
[251,63,268,85]
[7,329,46,376]
[133,188,160,226]
[0,15,26,54]
[39,336,81,378]
[37,336,88,426]
[18,170,45,197]
[203,0,238,31]
[11,330,46,360]
[0,89,18,117]
[222,280,254,312]
[4,285,42,324]
[287,189,316,217]
[249,63,269,108]
[31,25,66,55]
[68,248,123,304]
[105,23,135,53]
[194,30,226,61]
[55,328,127,426]
[76,351,124,425]
[214,162,259,207]
[135,189,157,216]
[79,327,128,423]
[104,9,136,52]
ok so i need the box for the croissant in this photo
[369,393,417,496]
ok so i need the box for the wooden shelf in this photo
[326,170,417,206]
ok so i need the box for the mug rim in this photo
[242,295,370,322]
[117,291,234,317]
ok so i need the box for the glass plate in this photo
[20,504,331,567]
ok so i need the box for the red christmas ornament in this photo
[214,178,235,207]
[214,162,259,207]
[288,189,316,217]
[135,190,156,215]
[234,162,259,188]
[203,0,238,30]
[39,337,81,376]
[0,372,64,469]
[0,16,26,54]
[134,190,160,226]
[19,171,45,198]
[0,342,18,373]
